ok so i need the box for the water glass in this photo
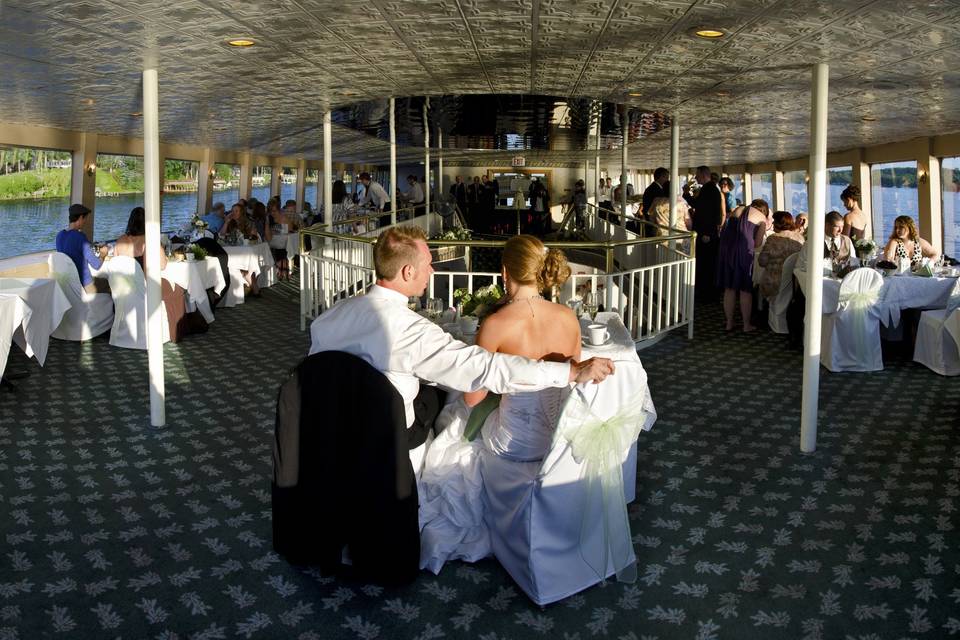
[427,298,444,321]
[407,296,420,311]
[582,291,598,320]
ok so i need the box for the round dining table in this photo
[0,277,72,367]
[224,242,276,289]
[161,256,227,323]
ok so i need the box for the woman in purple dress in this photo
[718,204,767,332]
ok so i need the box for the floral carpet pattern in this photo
[1,290,958,639]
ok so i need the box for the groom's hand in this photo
[569,357,615,384]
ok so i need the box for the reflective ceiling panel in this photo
[0,0,957,167]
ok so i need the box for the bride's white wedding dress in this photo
[418,386,565,573]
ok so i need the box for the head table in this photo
[0,277,72,368]
[796,268,959,328]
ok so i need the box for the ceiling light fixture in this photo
[130,112,142,117]
[81,98,95,106]
[861,115,877,122]
[628,92,643,97]
[227,38,256,47]
[694,28,725,39]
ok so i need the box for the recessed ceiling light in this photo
[130,112,142,117]
[628,92,643,97]
[861,115,877,122]
[227,38,256,47]
[694,28,725,39]
[81,98,95,106]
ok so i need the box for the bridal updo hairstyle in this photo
[502,234,571,295]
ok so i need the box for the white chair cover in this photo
[47,252,114,341]
[768,251,800,335]
[224,268,246,306]
[98,256,169,350]
[820,267,884,372]
[0,250,54,277]
[913,278,960,376]
[481,360,657,605]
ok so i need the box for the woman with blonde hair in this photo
[418,234,581,573]
[882,215,939,267]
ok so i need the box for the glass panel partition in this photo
[214,163,240,208]
[0,145,73,258]
[94,153,144,240]
[783,170,807,215]
[751,172,773,207]
[251,166,272,203]
[870,161,918,243]
[828,166,853,213]
[942,157,960,258]
[306,169,319,211]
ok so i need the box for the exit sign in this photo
[511,156,526,167]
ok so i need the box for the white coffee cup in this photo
[459,316,479,334]
[586,323,609,346]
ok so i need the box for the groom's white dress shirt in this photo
[309,284,571,430]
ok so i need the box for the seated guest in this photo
[882,215,939,267]
[251,201,272,243]
[758,211,805,298]
[796,210,858,273]
[795,212,808,235]
[55,203,108,293]
[114,207,205,342]
[222,204,262,296]
[201,202,227,234]
[308,225,614,475]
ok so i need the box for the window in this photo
[214,163,240,208]
[783,170,807,215]
[870,161,918,243]
[0,144,72,258]
[162,159,198,233]
[942,157,960,258]
[751,173,773,207]
[305,169,319,210]
[251,165,273,203]
[95,153,144,240]
[726,174,744,207]
[280,166,297,206]
[828,166,853,213]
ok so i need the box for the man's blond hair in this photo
[373,225,427,280]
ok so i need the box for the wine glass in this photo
[407,296,420,311]
[427,298,444,321]
[582,291,598,320]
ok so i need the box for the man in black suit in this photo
[684,165,723,302]
[449,175,467,216]
[642,167,669,222]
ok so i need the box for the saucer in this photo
[582,335,612,347]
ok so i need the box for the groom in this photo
[309,225,616,471]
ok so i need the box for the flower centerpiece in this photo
[854,237,877,261]
[190,245,208,261]
[453,283,503,320]
[439,227,472,241]
[190,213,209,236]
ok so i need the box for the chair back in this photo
[98,256,155,349]
[0,251,54,278]
[484,359,656,605]
[838,267,883,312]
[47,252,85,299]
[780,251,800,291]
[47,251,114,341]
[947,277,960,314]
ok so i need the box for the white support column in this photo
[323,111,333,226]
[270,159,281,198]
[390,97,397,226]
[142,67,165,428]
[669,115,680,229]
[595,106,601,205]
[852,150,873,238]
[773,169,785,211]
[239,153,252,201]
[197,147,215,216]
[424,98,431,228]
[70,132,98,240]
[621,105,628,224]
[743,169,753,205]
[919,141,943,255]
[295,159,306,212]
[438,129,443,200]
[801,63,829,453]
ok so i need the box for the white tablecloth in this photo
[0,294,31,378]
[162,257,227,323]
[224,243,276,288]
[797,270,958,327]
[0,277,72,366]
[269,232,300,258]
[579,312,640,362]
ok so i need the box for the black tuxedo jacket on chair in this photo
[272,351,419,585]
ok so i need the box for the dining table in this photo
[0,277,72,367]
[796,268,959,327]
[0,294,31,378]
[161,257,227,323]
[268,231,301,261]
[224,242,276,289]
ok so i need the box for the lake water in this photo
[0,184,318,259]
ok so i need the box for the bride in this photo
[419,234,580,573]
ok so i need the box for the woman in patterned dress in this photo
[881,215,939,267]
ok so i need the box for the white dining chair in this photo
[97,256,169,350]
[480,360,656,605]
[820,267,884,372]
[913,278,960,376]
[48,252,114,341]
[768,251,800,335]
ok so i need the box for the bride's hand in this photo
[569,357,615,384]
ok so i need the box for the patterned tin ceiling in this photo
[0,0,959,167]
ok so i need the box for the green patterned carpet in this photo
[1,287,958,639]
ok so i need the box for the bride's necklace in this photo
[507,294,542,317]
